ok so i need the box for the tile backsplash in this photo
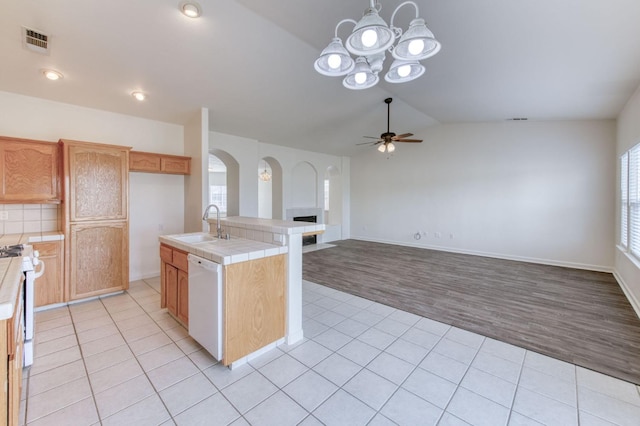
[0,204,61,234]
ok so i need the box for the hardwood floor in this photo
[302,240,640,385]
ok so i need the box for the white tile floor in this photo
[21,277,640,426]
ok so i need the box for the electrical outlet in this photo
[0,211,8,221]
[449,233,455,239]
[434,232,441,238]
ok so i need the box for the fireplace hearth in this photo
[293,215,317,246]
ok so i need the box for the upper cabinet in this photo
[0,137,61,203]
[129,151,191,175]
[61,140,130,221]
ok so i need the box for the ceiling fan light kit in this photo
[314,0,440,89]
[360,97,423,153]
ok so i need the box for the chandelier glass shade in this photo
[314,1,440,89]
[259,161,272,182]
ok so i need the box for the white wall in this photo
[616,84,640,315]
[291,162,317,208]
[209,130,350,238]
[351,120,616,271]
[184,108,209,233]
[0,91,185,280]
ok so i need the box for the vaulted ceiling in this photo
[2,0,639,156]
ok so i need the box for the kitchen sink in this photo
[173,233,217,244]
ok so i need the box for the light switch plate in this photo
[0,211,8,221]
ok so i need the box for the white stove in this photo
[1,244,45,367]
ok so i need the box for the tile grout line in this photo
[503,345,526,426]
[31,304,102,425]
[102,279,196,424]
[131,278,253,425]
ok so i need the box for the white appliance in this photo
[187,254,223,361]
[23,248,44,367]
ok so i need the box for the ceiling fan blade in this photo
[393,133,413,139]
[356,141,377,145]
[396,139,423,143]
[362,136,380,139]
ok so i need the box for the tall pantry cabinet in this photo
[60,139,131,300]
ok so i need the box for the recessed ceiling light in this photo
[131,91,146,101]
[180,1,201,18]
[42,69,63,81]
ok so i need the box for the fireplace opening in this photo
[293,215,317,246]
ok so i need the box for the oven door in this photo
[23,255,44,367]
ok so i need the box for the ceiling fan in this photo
[358,98,423,153]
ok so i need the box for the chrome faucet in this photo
[202,204,223,238]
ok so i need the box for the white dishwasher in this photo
[187,254,223,361]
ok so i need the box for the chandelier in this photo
[314,1,441,90]
[259,161,272,182]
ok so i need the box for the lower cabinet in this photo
[1,276,24,425]
[160,244,188,327]
[159,242,286,366]
[177,270,189,325]
[32,240,64,307]
[69,222,129,300]
[223,254,285,365]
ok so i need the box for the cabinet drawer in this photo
[161,157,190,174]
[130,151,161,172]
[33,241,58,257]
[172,250,189,272]
[160,245,173,263]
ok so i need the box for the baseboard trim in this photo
[350,236,613,273]
[613,270,640,320]
[129,272,161,282]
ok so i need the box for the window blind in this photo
[630,145,640,258]
[621,153,628,247]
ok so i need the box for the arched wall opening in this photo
[208,149,240,217]
[258,156,284,219]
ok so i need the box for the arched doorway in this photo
[258,157,283,219]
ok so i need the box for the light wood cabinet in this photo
[160,244,189,326]
[165,264,178,315]
[33,241,64,307]
[177,270,189,325]
[159,243,285,365]
[68,222,128,300]
[1,275,24,426]
[66,142,128,222]
[61,139,131,301]
[223,254,286,365]
[0,136,61,203]
[129,151,191,175]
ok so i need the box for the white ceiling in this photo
[2,0,640,156]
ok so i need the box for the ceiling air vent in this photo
[507,117,528,121]
[22,27,49,54]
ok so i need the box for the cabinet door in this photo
[129,151,161,172]
[223,255,286,365]
[165,264,178,316]
[177,269,189,326]
[8,321,23,426]
[69,222,129,300]
[161,156,190,174]
[0,139,60,202]
[68,144,128,221]
[33,241,64,307]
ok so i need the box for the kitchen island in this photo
[217,216,325,345]
[159,232,288,368]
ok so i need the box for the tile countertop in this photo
[159,233,288,266]
[0,232,65,320]
[218,216,326,235]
